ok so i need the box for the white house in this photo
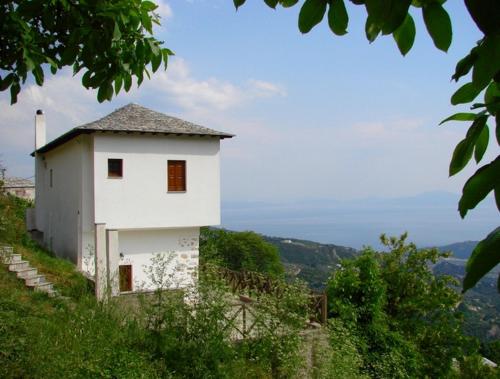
[30,104,233,298]
[2,177,35,200]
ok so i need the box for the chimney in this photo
[35,109,46,150]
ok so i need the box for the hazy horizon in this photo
[221,191,497,249]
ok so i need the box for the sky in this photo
[0,1,497,245]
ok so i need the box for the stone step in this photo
[8,261,29,272]
[1,244,60,300]
[0,245,14,255]
[31,282,53,293]
[25,274,46,286]
[3,254,22,264]
[17,267,38,278]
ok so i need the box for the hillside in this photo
[263,236,358,290]
[264,232,499,344]
[434,240,478,259]
[433,260,500,342]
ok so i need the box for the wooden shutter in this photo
[168,160,186,191]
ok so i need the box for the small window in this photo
[168,160,186,192]
[49,169,53,188]
[108,159,123,178]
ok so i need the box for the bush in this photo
[326,234,469,378]
[200,228,284,278]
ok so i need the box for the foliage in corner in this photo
[234,0,500,292]
[0,0,173,104]
[326,234,470,378]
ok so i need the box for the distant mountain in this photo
[263,235,358,291]
[434,241,478,259]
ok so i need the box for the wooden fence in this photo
[206,264,328,324]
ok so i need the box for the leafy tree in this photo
[199,227,284,278]
[234,0,500,292]
[326,234,470,378]
[0,0,172,104]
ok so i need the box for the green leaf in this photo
[0,74,14,91]
[474,125,489,163]
[10,82,20,105]
[449,138,475,177]
[61,44,79,66]
[439,112,477,125]
[452,48,478,82]
[328,0,348,36]
[298,0,327,34]
[484,82,500,114]
[464,0,500,37]
[114,75,123,95]
[368,0,411,35]
[141,1,158,11]
[496,114,500,145]
[124,73,132,92]
[463,227,500,292]
[264,0,279,8]
[458,156,500,218]
[233,0,246,9]
[365,15,380,43]
[81,71,91,89]
[281,0,299,7]
[449,116,487,176]
[33,66,44,86]
[423,2,452,52]
[496,187,500,212]
[141,11,153,33]
[97,82,113,103]
[151,51,162,72]
[451,82,481,105]
[113,22,121,41]
[393,14,415,56]
[148,39,160,56]
[472,35,500,92]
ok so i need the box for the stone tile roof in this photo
[34,103,234,155]
[2,177,35,188]
[77,103,234,137]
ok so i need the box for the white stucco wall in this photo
[34,135,93,264]
[93,133,221,229]
[118,227,199,291]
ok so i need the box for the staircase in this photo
[0,244,58,297]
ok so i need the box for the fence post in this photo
[242,303,247,338]
[321,293,327,324]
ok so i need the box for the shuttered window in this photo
[168,160,186,192]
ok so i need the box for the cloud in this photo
[142,58,286,112]
[246,79,287,97]
[156,0,173,21]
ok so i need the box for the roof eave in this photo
[31,129,235,156]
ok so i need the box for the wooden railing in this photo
[205,264,328,324]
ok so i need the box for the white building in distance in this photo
[30,104,233,298]
[2,177,35,200]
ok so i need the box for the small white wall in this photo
[93,133,221,229]
[5,187,35,200]
[34,135,93,265]
[118,227,199,291]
